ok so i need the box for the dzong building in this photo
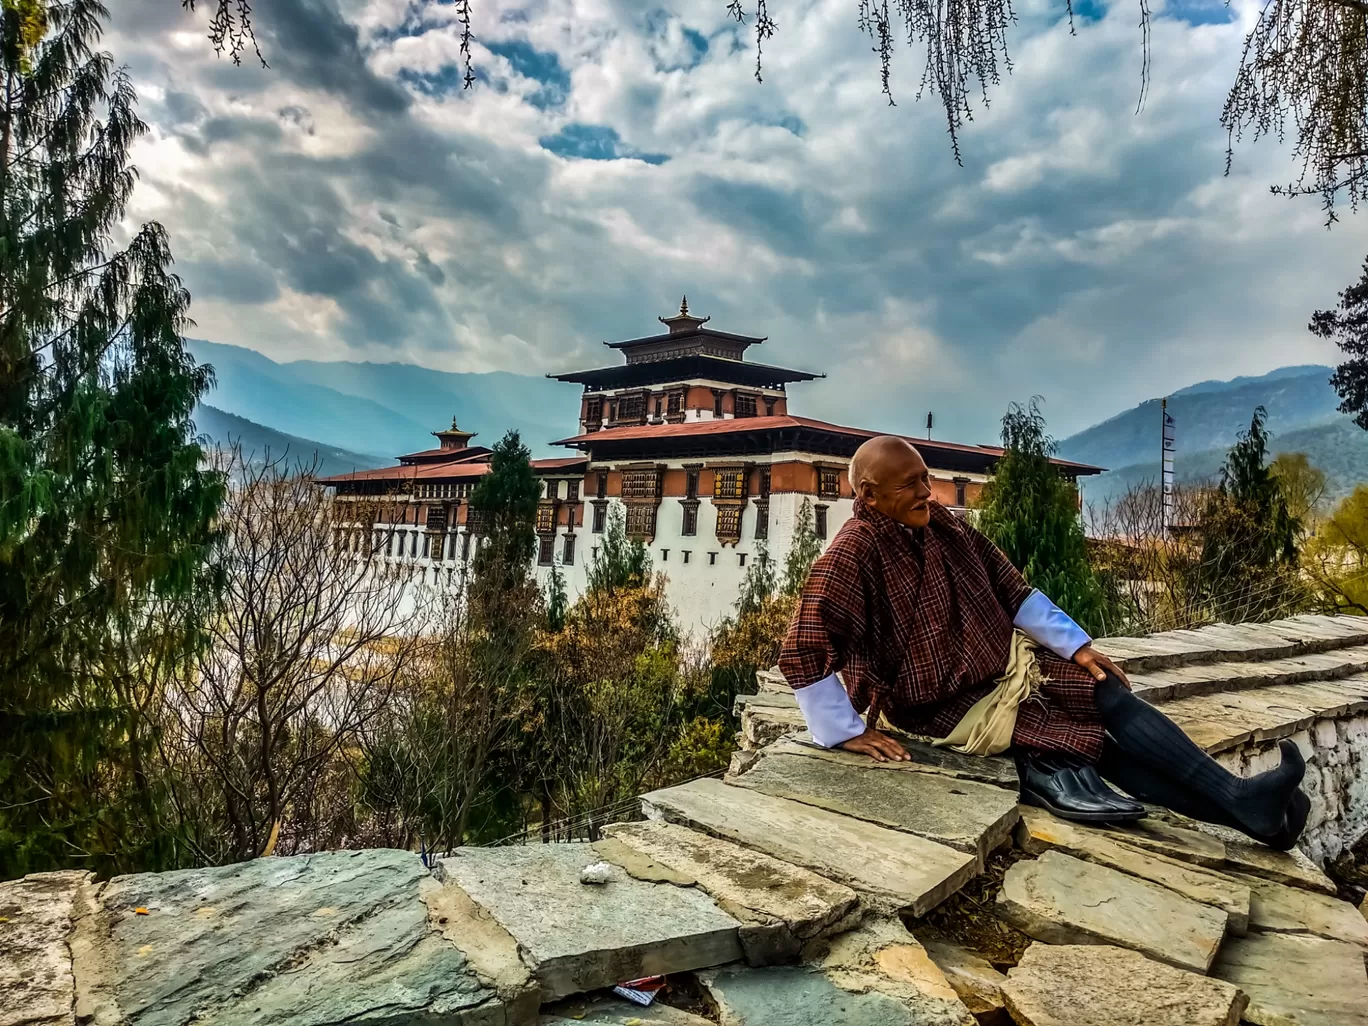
[321,299,1104,638]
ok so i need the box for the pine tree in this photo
[545,559,568,631]
[735,541,777,617]
[976,399,1109,636]
[586,504,651,595]
[468,430,540,593]
[1198,407,1302,621]
[781,498,822,595]
[0,0,225,877]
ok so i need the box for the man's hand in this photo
[838,727,912,762]
[1074,643,1131,688]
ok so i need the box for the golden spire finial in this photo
[680,295,689,316]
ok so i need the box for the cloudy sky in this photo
[108,0,1368,444]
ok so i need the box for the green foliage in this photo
[1199,407,1304,621]
[735,541,778,617]
[586,504,651,594]
[469,430,539,581]
[545,559,568,632]
[1317,258,1368,432]
[1307,484,1368,615]
[0,0,224,878]
[976,400,1110,636]
[782,498,823,595]
[1269,452,1327,528]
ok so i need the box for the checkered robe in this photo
[778,499,1104,761]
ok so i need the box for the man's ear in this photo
[856,480,874,503]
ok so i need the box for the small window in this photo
[954,479,968,507]
[708,552,717,565]
[818,468,840,499]
[585,397,603,427]
[685,470,699,499]
[739,552,747,567]
[764,397,776,416]
[538,535,555,565]
[654,395,663,418]
[591,546,599,561]
[713,392,724,417]
[660,549,669,562]
[593,503,607,533]
[681,504,698,536]
[462,531,472,560]
[682,550,691,564]
[758,467,771,497]
[755,504,769,540]
[410,532,419,557]
[596,472,608,499]
[815,504,828,540]
[734,393,757,418]
[667,391,683,416]
[563,535,575,565]
[567,479,580,502]
[545,480,558,500]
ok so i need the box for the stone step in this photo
[596,820,860,965]
[750,735,1019,788]
[1156,675,1368,754]
[1212,931,1368,1026]
[996,851,1230,974]
[1000,943,1249,1026]
[734,692,805,751]
[1131,643,1368,704]
[725,747,1020,869]
[0,870,90,1026]
[1096,614,1368,674]
[79,849,514,1026]
[698,918,977,1026]
[1015,808,1252,934]
[436,844,744,1003]
[640,777,979,917]
[1229,870,1368,950]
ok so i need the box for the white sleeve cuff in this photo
[1014,589,1092,660]
[792,672,867,749]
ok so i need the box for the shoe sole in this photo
[1020,788,1147,824]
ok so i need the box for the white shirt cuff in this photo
[792,672,867,749]
[1014,589,1092,660]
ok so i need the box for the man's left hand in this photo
[1073,644,1130,688]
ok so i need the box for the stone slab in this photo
[1097,816,1229,868]
[755,734,1018,787]
[699,964,972,1026]
[1000,943,1247,1026]
[737,698,808,750]
[437,844,743,1002]
[919,938,1007,1019]
[1229,871,1368,949]
[1095,616,1368,673]
[540,995,714,1025]
[996,851,1229,974]
[1212,931,1368,1026]
[1130,645,1368,704]
[1220,837,1338,895]
[640,777,978,916]
[1015,808,1251,933]
[76,849,506,1026]
[597,820,859,965]
[1161,680,1368,754]
[0,870,90,1026]
[727,750,1020,866]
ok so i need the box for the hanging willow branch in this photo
[1222,0,1368,226]
[182,0,266,66]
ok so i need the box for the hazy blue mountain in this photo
[1058,365,1341,473]
[193,405,389,478]
[186,339,580,459]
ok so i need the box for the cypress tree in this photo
[0,0,225,877]
[468,429,540,591]
[976,399,1109,636]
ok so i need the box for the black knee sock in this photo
[1094,675,1305,839]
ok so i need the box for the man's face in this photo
[861,446,933,528]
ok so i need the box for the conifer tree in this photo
[976,399,1109,636]
[781,498,822,595]
[0,0,224,876]
[586,504,651,595]
[467,430,540,596]
[735,541,777,617]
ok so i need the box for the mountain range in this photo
[184,340,1368,510]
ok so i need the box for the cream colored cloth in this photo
[930,629,1046,757]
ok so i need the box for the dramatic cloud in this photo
[109,0,1368,445]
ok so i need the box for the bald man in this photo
[778,436,1308,847]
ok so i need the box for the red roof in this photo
[318,456,587,486]
[553,416,1106,473]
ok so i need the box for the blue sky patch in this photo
[539,123,669,164]
[486,38,571,110]
[1164,0,1236,26]
[397,64,472,98]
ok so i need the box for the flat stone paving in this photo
[726,749,1021,866]
[82,849,503,1026]
[640,777,978,916]
[1212,931,1368,1026]
[437,844,744,1002]
[0,870,88,1026]
[996,851,1229,974]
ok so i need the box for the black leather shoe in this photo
[1251,788,1310,851]
[1016,750,1135,823]
[1074,762,1148,821]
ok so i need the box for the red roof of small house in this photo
[318,456,587,487]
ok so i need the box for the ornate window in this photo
[734,393,758,418]
[567,479,580,502]
[715,505,743,541]
[536,504,556,534]
[466,508,487,536]
[681,502,698,536]
[713,468,746,500]
[625,503,657,539]
[585,397,603,429]
[622,469,659,500]
[618,394,645,423]
[426,506,447,533]
[818,467,841,499]
[538,535,555,565]
[667,391,684,418]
